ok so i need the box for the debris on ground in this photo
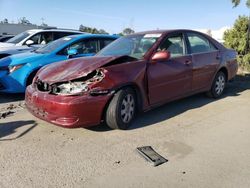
[0,111,15,119]
[0,102,25,119]
[6,104,15,110]
[136,146,168,166]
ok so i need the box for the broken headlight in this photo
[51,81,89,96]
[50,69,105,96]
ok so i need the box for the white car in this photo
[0,29,85,58]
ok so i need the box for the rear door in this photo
[186,32,220,92]
[147,32,193,105]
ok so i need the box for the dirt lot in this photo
[0,80,250,188]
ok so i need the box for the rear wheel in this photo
[105,88,136,130]
[207,71,226,98]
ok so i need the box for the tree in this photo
[224,16,248,55]
[91,28,99,34]
[79,25,93,33]
[79,25,109,34]
[232,0,250,7]
[3,18,8,24]
[18,17,31,25]
[232,0,250,52]
[98,29,108,34]
[122,28,135,35]
[0,18,8,24]
[79,24,85,32]
[224,16,250,70]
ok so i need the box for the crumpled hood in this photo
[38,56,121,83]
[0,42,15,48]
[0,52,46,67]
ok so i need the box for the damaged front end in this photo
[35,69,106,96]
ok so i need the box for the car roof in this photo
[67,33,119,39]
[132,29,225,51]
[27,29,85,34]
[131,29,208,36]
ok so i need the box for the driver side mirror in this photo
[67,48,78,58]
[25,40,34,46]
[151,51,171,63]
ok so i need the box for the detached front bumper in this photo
[25,85,111,128]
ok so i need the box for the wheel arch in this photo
[25,68,41,86]
[218,67,228,81]
[100,82,143,122]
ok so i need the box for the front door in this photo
[147,33,193,105]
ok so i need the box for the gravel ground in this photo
[0,80,250,188]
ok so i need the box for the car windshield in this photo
[6,31,33,44]
[35,36,75,54]
[97,34,162,59]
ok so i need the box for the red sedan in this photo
[25,30,238,129]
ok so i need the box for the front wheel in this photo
[105,88,136,130]
[207,71,226,98]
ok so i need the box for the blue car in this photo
[0,34,118,93]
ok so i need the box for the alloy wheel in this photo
[215,74,225,95]
[120,94,135,123]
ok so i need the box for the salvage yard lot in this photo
[0,79,250,188]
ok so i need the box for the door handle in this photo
[185,60,192,66]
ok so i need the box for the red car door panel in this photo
[191,51,219,91]
[186,32,220,92]
[147,55,192,105]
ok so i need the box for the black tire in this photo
[206,71,226,98]
[105,88,136,130]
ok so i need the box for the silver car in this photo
[0,29,85,59]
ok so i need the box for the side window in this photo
[54,32,76,40]
[187,33,217,54]
[60,39,99,55]
[81,39,99,54]
[158,34,185,58]
[28,33,41,45]
[40,32,53,44]
[100,39,114,49]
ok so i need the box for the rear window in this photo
[187,33,217,54]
